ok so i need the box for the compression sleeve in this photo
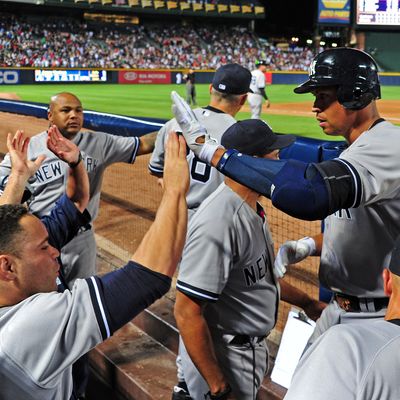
[259,87,269,100]
[86,261,171,338]
[217,150,358,221]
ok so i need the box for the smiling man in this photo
[171,47,400,347]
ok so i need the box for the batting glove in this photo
[171,91,220,163]
[274,237,317,278]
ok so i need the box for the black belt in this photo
[77,223,92,234]
[334,293,389,313]
[230,335,265,346]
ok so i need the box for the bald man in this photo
[0,92,157,285]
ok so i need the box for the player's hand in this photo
[274,237,316,278]
[7,130,45,179]
[171,91,219,163]
[265,99,271,109]
[47,125,81,165]
[163,131,189,196]
[302,299,327,321]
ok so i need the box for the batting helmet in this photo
[294,47,381,110]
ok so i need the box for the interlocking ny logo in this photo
[309,60,317,76]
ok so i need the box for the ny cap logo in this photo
[218,83,226,90]
[309,60,317,77]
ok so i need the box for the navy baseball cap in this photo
[389,235,400,276]
[212,64,252,95]
[221,119,296,156]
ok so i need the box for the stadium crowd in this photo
[0,14,314,70]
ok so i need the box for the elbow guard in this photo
[271,160,330,221]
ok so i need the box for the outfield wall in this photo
[1,68,400,86]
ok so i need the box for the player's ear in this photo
[0,255,17,282]
[383,268,393,296]
[240,94,248,106]
[209,84,213,95]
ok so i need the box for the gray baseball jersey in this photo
[320,121,400,297]
[248,69,266,119]
[177,183,278,335]
[285,320,400,400]
[0,279,104,400]
[177,183,278,399]
[0,130,139,283]
[149,107,236,217]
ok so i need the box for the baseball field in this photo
[4,83,400,140]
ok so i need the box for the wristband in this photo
[205,384,232,399]
[68,152,82,169]
[198,142,221,164]
[300,236,317,256]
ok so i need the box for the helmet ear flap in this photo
[337,85,375,110]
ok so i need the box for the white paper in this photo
[271,308,316,389]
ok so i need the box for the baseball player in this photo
[171,48,400,342]
[174,120,300,400]
[184,69,197,106]
[284,235,400,400]
[0,92,157,287]
[0,132,189,400]
[247,60,270,119]
[150,63,252,400]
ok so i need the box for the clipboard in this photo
[271,307,316,389]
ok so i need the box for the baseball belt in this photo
[334,293,389,313]
[229,334,266,346]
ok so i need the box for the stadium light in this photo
[306,39,313,45]
[320,41,326,46]
[332,43,338,47]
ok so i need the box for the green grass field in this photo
[8,83,400,140]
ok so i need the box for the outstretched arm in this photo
[171,91,358,221]
[86,132,190,337]
[137,130,158,155]
[47,125,89,213]
[0,130,45,205]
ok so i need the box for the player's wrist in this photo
[206,383,232,399]
[299,236,317,256]
[198,142,222,164]
[68,151,82,169]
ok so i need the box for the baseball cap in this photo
[389,235,400,276]
[221,119,296,156]
[212,64,252,95]
[255,60,268,67]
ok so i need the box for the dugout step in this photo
[92,248,287,399]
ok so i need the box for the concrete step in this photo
[90,247,288,399]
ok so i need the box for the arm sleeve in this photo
[259,87,268,100]
[40,194,91,250]
[217,150,358,221]
[85,261,171,337]
[101,132,140,166]
[0,154,12,194]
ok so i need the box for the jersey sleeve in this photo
[40,194,91,250]
[0,280,103,387]
[176,209,235,302]
[101,132,140,166]
[0,154,12,194]
[339,123,400,206]
[148,119,180,176]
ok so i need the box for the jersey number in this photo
[191,156,211,183]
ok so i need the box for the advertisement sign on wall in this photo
[35,70,107,82]
[0,70,20,84]
[318,0,350,24]
[119,70,171,84]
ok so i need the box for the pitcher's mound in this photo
[0,93,21,100]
